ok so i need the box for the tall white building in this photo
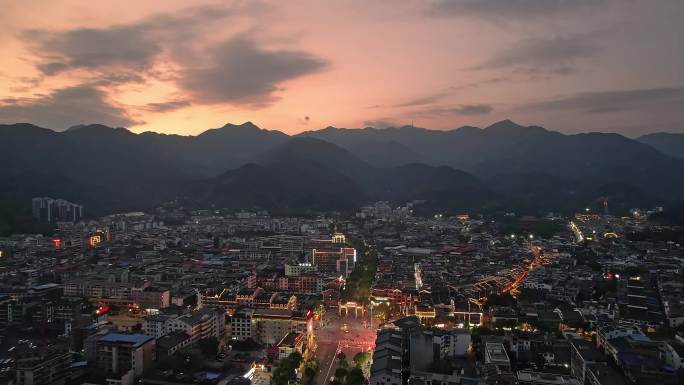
[439,328,471,358]
[31,197,83,223]
[143,314,179,338]
[229,308,310,345]
[167,308,225,343]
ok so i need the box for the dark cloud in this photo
[429,0,611,20]
[23,4,237,76]
[25,25,161,74]
[450,76,507,91]
[394,92,450,108]
[389,78,508,110]
[473,33,600,72]
[92,73,146,86]
[0,85,140,130]
[37,62,69,75]
[145,100,191,112]
[362,119,401,128]
[522,86,684,114]
[419,104,494,117]
[454,104,494,115]
[14,4,323,117]
[179,36,328,107]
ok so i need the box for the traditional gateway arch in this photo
[338,301,365,318]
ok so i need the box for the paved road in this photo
[312,311,376,385]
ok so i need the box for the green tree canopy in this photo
[345,367,367,385]
[197,337,219,358]
[353,352,371,368]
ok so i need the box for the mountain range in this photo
[636,132,684,159]
[2,119,683,231]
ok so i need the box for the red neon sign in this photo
[95,305,110,315]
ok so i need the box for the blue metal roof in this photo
[99,333,153,348]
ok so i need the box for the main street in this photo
[312,310,376,385]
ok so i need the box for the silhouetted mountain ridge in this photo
[1,120,683,220]
[187,137,494,212]
[637,132,684,159]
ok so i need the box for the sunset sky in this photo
[1,0,682,136]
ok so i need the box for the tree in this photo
[230,338,259,351]
[493,319,517,329]
[470,326,493,343]
[289,352,303,367]
[335,367,348,380]
[155,354,184,371]
[345,367,367,385]
[353,352,371,368]
[303,360,318,385]
[271,352,303,385]
[197,337,219,358]
[314,302,326,319]
[341,241,378,305]
[485,293,516,308]
[374,303,390,320]
[304,366,316,378]
[182,349,204,370]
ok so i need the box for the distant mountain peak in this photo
[224,121,259,129]
[484,119,522,130]
[320,126,342,131]
[637,132,684,159]
[482,119,551,136]
[64,124,131,134]
[66,124,86,131]
[198,121,284,138]
[240,121,258,128]
[451,125,481,133]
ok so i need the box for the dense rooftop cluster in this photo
[0,202,683,385]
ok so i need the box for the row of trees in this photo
[332,354,368,385]
[341,240,378,304]
[371,302,400,322]
[302,358,319,385]
[271,352,303,385]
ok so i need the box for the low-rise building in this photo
[167,307,225,343]
[231,308,255,341]
[86,332,155,385]
[570,339,606,384]
[517,370,581,385]
[13,344,72,385]
[252,308,310,345]
[156,331,192,357]
[143,313,179,338]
